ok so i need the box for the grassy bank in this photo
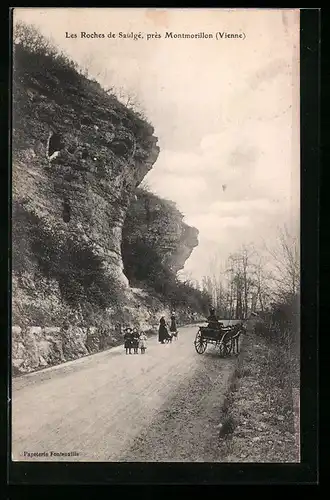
[217,329,300,462]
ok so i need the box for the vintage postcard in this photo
[11,8,301,464]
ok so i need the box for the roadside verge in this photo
[216,331,300,462]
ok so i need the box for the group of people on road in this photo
[123,313,179,355]
[123,327,147,355]
[158,313,178,344]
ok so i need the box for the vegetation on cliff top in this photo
[13,21,154,154]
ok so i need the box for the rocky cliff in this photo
[122,189,199,285]
[11,32,203,375]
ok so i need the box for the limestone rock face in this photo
[11,43,200,375]
[12,44,159,326]
[122,189,199,279]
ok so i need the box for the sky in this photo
[14,8,300,283]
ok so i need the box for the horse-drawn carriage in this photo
[194,322,245,357]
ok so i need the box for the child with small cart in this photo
[139,331,147,354]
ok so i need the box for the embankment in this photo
[216,329,300,462]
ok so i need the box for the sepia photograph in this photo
[11,7,300,464]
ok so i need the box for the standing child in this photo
[139,332,147,354]
[124,328,133,355]
[132,327,140,354]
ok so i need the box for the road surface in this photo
[12,323,240,462]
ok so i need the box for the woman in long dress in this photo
[158,317,169,344]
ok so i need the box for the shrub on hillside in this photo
[14,21,79,74]
[13,21,154,138]
[12,201,124,310]
[122,236,209,314]
[253,294,300,388]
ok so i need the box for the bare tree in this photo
[202,243,276,320]
[14,21,57,56]
[225,245,258,319]
[267,225,300,301]
[201,253,229,316]
[115,86,147,117]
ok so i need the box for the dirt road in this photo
[12,324,239,462]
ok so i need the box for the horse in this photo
[231,323,246,354]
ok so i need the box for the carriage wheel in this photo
[194,330,207,354]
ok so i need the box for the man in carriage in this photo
[206,307,223,330]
